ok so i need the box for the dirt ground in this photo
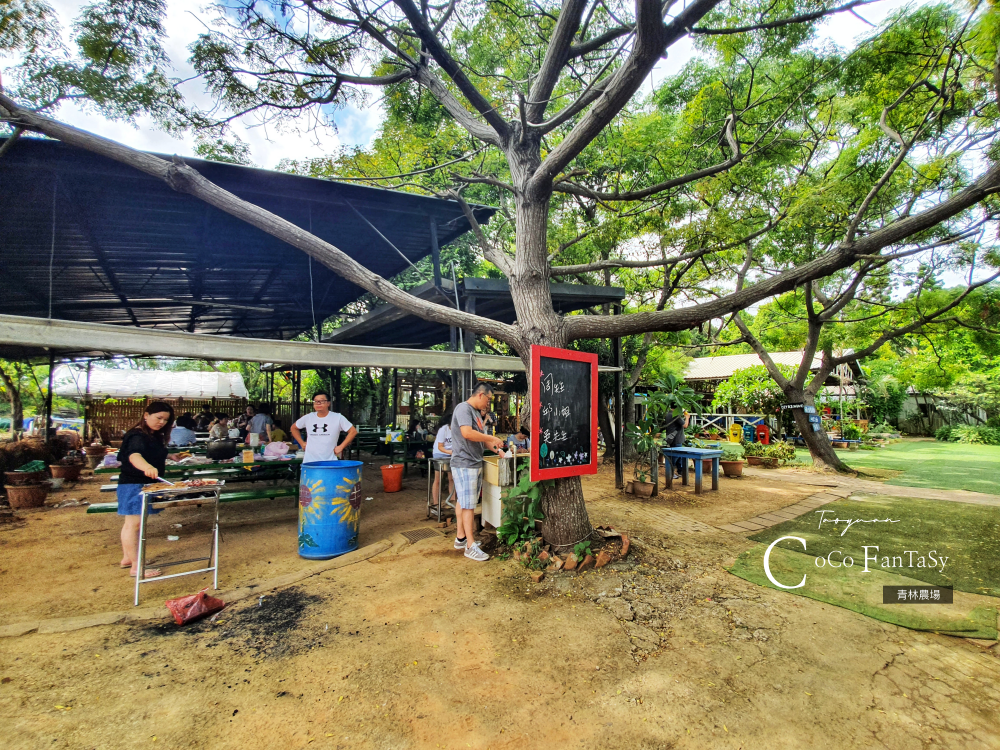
[1,460,999,749]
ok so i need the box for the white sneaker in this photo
[464,543,489,562]
[454,537,468,550]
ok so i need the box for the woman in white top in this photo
[430,412,452,511]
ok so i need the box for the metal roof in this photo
[324,277,628,348]
[685,351,861,381]
[0,136,495,349]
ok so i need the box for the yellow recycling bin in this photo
[728,423,743,443]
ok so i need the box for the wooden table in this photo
[661,446,724,495]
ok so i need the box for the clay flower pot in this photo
[761,457,779,469]
[5,484,47,509]
[832,441,848,449]
[745,456,764,466]
[632,480,654,498]
[4,470,48,486]
[84,444,107,456]
[50,464,83,481]
[720,459,744,477]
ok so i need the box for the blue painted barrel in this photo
[298,460,364,559]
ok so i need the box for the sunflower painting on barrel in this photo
[297,469,363,556]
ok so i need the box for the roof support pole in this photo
[463,295,476,397]
[44,352,54,443]
[334,367,342,413]
[613,304,624,490]
[429,218,442,289]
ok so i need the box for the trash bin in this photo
[380,463,404,492]
[298,460,364,559]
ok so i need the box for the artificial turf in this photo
[795,439,1000,495]
[748,495,1000,597]
[727,494,1000,638]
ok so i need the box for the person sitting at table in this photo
[270,420,287,443]
[430,410,453,511]
[194,408,215,431]
[169,414,198,446]
[248,406,274,442]
[208,414,230,440]
[507,425,530,452]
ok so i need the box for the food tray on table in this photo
[140,479,225,503]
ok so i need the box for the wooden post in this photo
[82,360,92,442]
[391,368,399,427]
[650,442,659,497]
[334,366,342,412]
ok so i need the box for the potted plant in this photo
[762,441,796,468]
[624,421,661,497]
[719,443,745,477]
[742,440,766,466]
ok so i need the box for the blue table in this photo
[662,446,724,495]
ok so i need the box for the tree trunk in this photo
[0,366,23,431]
[509,173,593,549]
[787,390,853,472]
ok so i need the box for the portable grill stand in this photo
[134,484,222,606]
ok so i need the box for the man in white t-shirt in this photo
[291,391,357,463]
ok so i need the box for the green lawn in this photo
[795,440,1000,495]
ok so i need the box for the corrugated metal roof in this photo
[685,351,822,380]
[0,136,495,350]
[685,351,860,381]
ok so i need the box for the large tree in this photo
[2,0,1000,544]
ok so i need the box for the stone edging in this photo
[717,487,854,535]
[0,538,394,639]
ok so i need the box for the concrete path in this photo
[742,466,1000,507]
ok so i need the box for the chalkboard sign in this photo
[530,345,598,481]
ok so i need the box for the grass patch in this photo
[748,495,1000,598]
[795,440,1000,494]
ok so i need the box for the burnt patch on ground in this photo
[125,587,329,659]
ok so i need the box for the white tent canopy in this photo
[52,365,249,399]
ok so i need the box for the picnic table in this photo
[95,457,302,487]
[661,446,724,495]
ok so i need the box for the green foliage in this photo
[6,0,182,123]
[840,421,862,440]
[497,476,550,546]
[573,541,593,560]
[712,365,795,414]
[949,425,1000,446]
[741,440,766,458]
[763,441,797,463]
[935,425,953,442]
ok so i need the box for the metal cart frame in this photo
[134,484,222,606]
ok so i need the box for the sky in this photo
[1,0,911,169]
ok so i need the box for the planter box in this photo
[832,441,848,449]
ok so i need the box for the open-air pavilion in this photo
[0,136,626,482]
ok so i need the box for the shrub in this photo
[497,476,551,546]
[950,425,1000,445]
[741,441,766,457]
[934,425,953,442]
[764,441,797,463]
[841,421,862,440]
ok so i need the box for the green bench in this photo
[86,485,299,513]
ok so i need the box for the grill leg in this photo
[134,494,148,607]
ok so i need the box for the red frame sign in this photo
[529,345,599,481]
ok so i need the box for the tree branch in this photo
[561,155,1000,339]
[530,0,724,192]
[691,0,880,35]
[394,0,511,141]
[554,114,740,200]
[527,0,589,123]
[445,188,514,276]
